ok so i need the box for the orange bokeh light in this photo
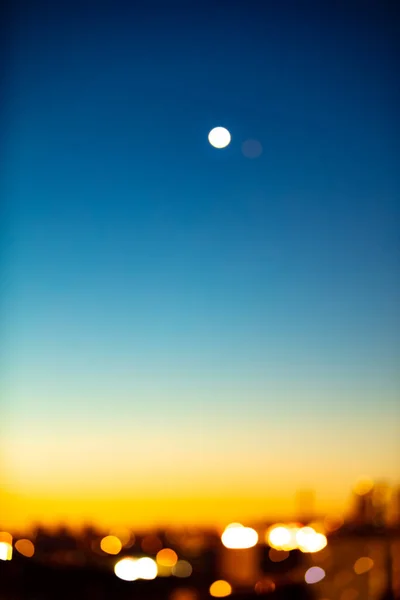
[15,539,35,558]
[100,535,122,555]
[209,580,232,597]
[156,548,178,567]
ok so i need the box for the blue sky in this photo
[2,1,399,522]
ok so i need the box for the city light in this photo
[0,542,12,561]
[209,580,232,597]
[14,539,35,558]
[156,548,178,567]
[304,566,326,584]
[172,560,193,578]
[114,557,138,581]
[354,556,374,575]
[136,557,158,580]
[221,524,258,549]
[100,535,122,555]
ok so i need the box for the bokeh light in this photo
[208,127,231,149]
[110,527,132,547]
[255,579,276,594]
[354,556,374,574]
[209,580,232,597]
[296,527,327,553]
[170,588,199,600]
[157,548,178,567]
[269,548,289,562]
[0,532,12,545]
[305,567,325,584]
[334,570,354,588]
[324,514,344,532]
[157,564,173,577]
[136,556,158,580]
[354,478,374,496]
[340,589,359,600]
[141,534,163,554]
[172,560,193,578]
[221,524,258,549]
[0,542,12,561]
[242,139,263,159]
[100,535,122,555]
[266,525,297,550]
[114,557,138,581]
[15,539,35,558]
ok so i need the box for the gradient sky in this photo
[2,0,399,529]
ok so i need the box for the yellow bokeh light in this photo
[157,564,173,577]
[354,556,374,575]
[209,580,232,597]
[110,527,132,547]
[136,556,157,580]
[172,560,193,578]
[0,542,13,561]
[157,548,178,567]
[114,557,138,581]
[100,535,122,555]
[221,524,258,549]
[354,478,374,496]
[305,566,325,584]
[15,539,35,558]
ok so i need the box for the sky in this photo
[1,0,399,530]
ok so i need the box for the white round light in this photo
[208,127,231,149]
[221,524,258,549]
[114,557,138,581]
[136,556,157,580]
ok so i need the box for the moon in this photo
[208,126,231,149]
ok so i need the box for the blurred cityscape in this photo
[1,479,399,600]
